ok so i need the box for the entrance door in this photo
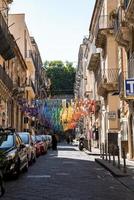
[130,115,134,158]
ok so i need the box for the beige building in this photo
[113,0,134,158]
[0,2,49,132]
[0,0,15,128]
[75,0,122,152]
[9,14,37,131]
[75,0,134,159]
[8,13,49,132]
[87,0,120,151]
[74,38,88,138]
[11,38,28,131]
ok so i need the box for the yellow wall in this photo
[108,94,120,130]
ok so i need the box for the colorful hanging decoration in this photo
[18,97,96,132]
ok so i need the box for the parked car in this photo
[41,135,49,149]
[43,135,52,148]
[31,135,41,157]
[35,135,47,155]
[17,132,36,164]
[0,169,5,197]
[0,128,28,178]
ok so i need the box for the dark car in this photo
[0,129,28,177]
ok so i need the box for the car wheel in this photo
[14,160,20,178]
[42,148,45,155]
[28,155,32,166]
[33,154,36,163]
[23,161,28,173]
[0,171,5,197]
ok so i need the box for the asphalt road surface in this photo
[1,143,134,200]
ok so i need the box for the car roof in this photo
[0,128,15,135]
[17,132,30,135]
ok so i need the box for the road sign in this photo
[108,111,116,119]
[125,79,134,97]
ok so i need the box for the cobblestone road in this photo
[1,143,134,200]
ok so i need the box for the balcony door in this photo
[129,114,134,158]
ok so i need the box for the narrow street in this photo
[2,143,134,200]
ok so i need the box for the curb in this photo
[95,158,129,177]
[84,149,100,156]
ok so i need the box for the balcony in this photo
[95,15,114,49]
[84,90,93,99]
[114,7,130,47]
[88,53,100,71]
[26,50,36,72]
[97,68,119,96]
[25,78,36,97]
[95,100,101,112]
[0,64,13,92]
[0,12,15,60]
[125,0,134,23]
[7,0,13,3]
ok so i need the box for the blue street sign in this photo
[125,79,134,96]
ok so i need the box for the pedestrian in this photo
[52,133,57,150]
[66,136,70,144]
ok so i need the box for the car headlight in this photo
[6,153,16,161]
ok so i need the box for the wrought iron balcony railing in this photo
[124,0,130,9]
[0,12,15,60]
[26,78,36,94]
[7,0,13,3]
[114,7,125,32]
[128,52,134,78]
[0,65,13,91]
[95,15,114,37]
[26,50,36,68]
[97,68,119,84]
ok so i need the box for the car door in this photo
[15,135,27,169]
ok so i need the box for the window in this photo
[0,134,14,149]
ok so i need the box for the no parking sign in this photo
[125,79,134,98]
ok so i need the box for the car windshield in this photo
[0,134,14,149]
[31,136,35,142]
[19,134,29,144]
[35,136,42,142]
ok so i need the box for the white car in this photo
[46,135,52,148]
[17,132,36,164]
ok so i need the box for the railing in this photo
[0,12,15,60]
[95,15,114,37]
[114,6,126,33]
[30,79,36,94]
[26,78,36,94]
[0,65,13,91]
[97,68,119,84]
[26,50,36,67]
[7,0,13,3]
[0,12,8,39]
[124,0,130,9]
[128,52,134,78]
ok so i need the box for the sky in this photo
[10,0,95,64]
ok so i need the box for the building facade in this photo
[0,5,48,132]
[0,0,15,128]
[75,0,134,158]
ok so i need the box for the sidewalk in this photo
[84,147,134,192]
[84,147,100,156]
